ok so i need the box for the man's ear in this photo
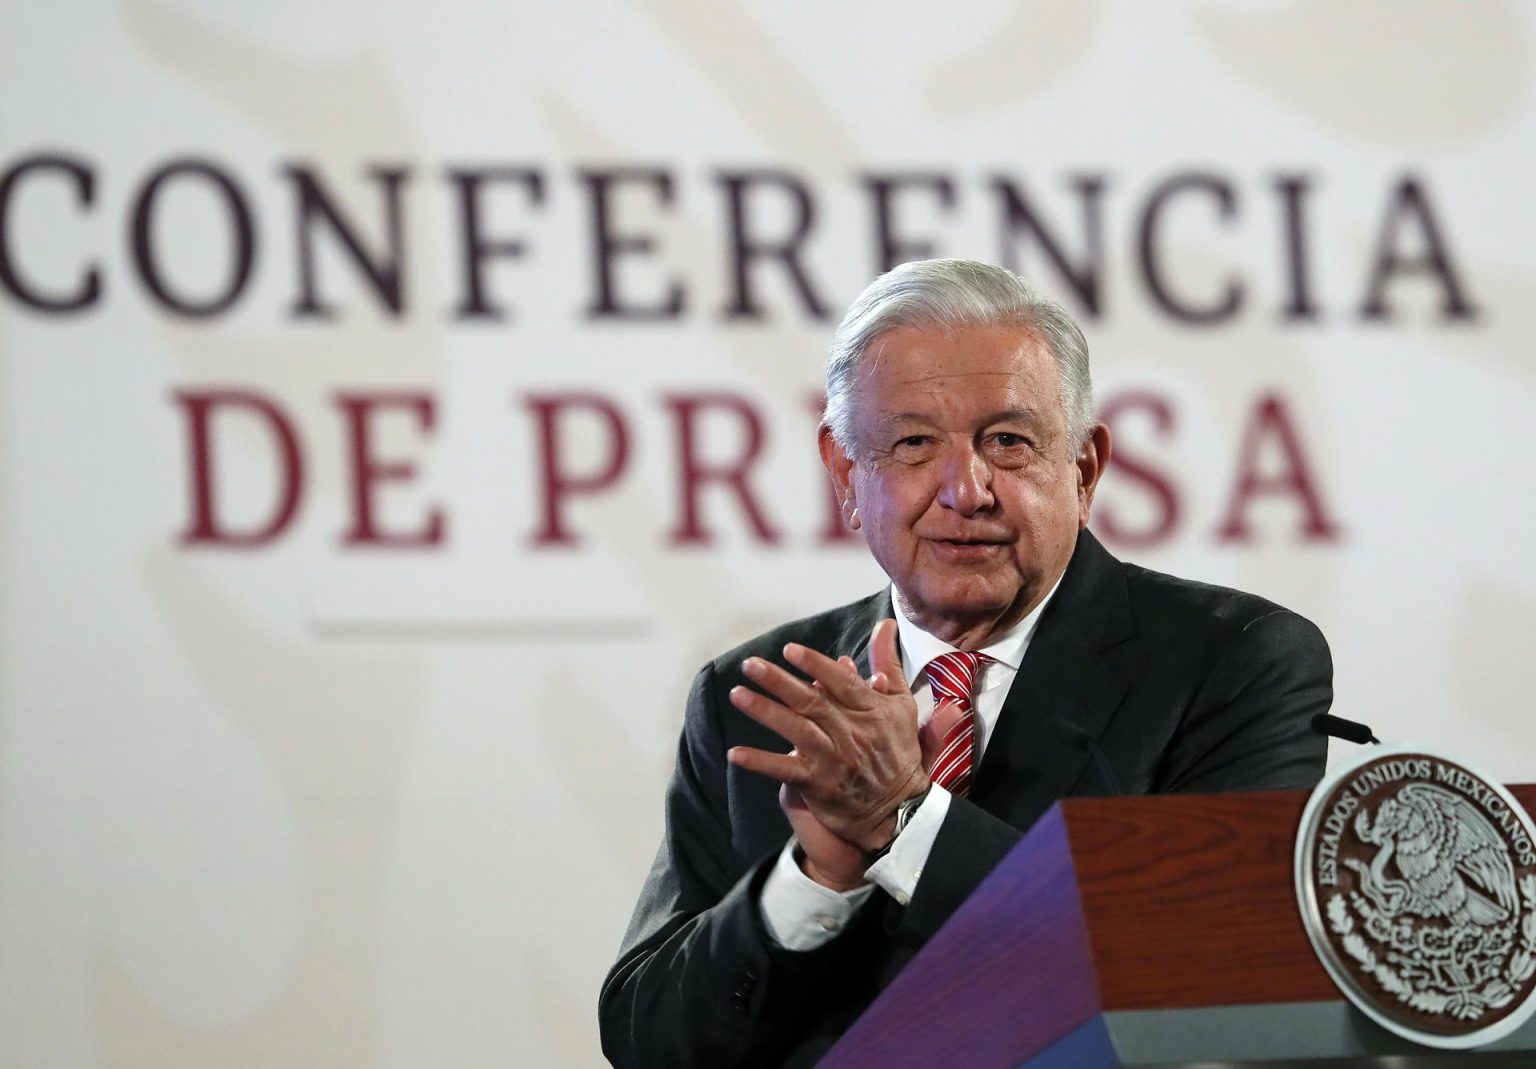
[818,424,860,530]
[1076,422,1112,528]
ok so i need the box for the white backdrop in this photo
[3,2,1535,1066]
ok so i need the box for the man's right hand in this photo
[773,643,898,890]
[779,783,868,890]
[757,622,947,891]
[779,639,970,892]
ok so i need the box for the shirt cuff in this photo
[758,839,876,951]
[865,784,952,907]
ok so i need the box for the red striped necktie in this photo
[924,652,985,797]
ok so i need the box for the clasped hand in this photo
[727,619,930,890]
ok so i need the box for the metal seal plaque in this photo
[1295,746,1536,1048]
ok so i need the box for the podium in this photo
[819,785,1536,1068]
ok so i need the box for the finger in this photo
[779,782,807,812]
[844,655,895,695]
[729,685,828,750]
[742,656,830,718]
[919,698,967,769]
[868,619,910,695]
[783,642,871,707]
[727,745,808,784]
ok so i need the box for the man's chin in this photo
[905,583,1024,628]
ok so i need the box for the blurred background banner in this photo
[2,2,1533,1065]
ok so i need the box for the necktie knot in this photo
[925,651,983,703]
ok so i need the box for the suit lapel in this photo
[970,530,1141,828]
[841,590,890,676]
[854,592,890,669]
[823,589,897,681]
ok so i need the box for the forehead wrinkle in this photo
[877,407,1049,431]
[980,407,1049,427]
[847,325,1065,449]
[884,367,1028,389]
[859,332,1036,388]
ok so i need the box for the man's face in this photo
[820,323,1110,646]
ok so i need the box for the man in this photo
[599,259,1331,1068]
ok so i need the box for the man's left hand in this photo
[727,620,929,857]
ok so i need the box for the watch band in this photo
[863,784,932,866]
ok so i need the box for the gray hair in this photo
[824,259,1093,455]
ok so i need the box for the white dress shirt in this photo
[759,580,1061,950]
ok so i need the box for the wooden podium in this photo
[818,785,1536,1068]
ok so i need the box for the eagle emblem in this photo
[1296,749,1536,1049]
[1348,783,1518,930]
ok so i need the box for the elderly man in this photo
[599,259,1331,1068]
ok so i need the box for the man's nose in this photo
[936,447,995,514]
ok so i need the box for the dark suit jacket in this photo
[599,531,1331,1068]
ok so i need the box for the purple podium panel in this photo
[819,804,1103,1068]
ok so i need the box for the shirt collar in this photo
[892,573,1064,687]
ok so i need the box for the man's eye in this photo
[887,435,935,463]
[993,433,1026,448]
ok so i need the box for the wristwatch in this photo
[864,785,932,865]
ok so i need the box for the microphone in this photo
[1311,713,1380,746]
